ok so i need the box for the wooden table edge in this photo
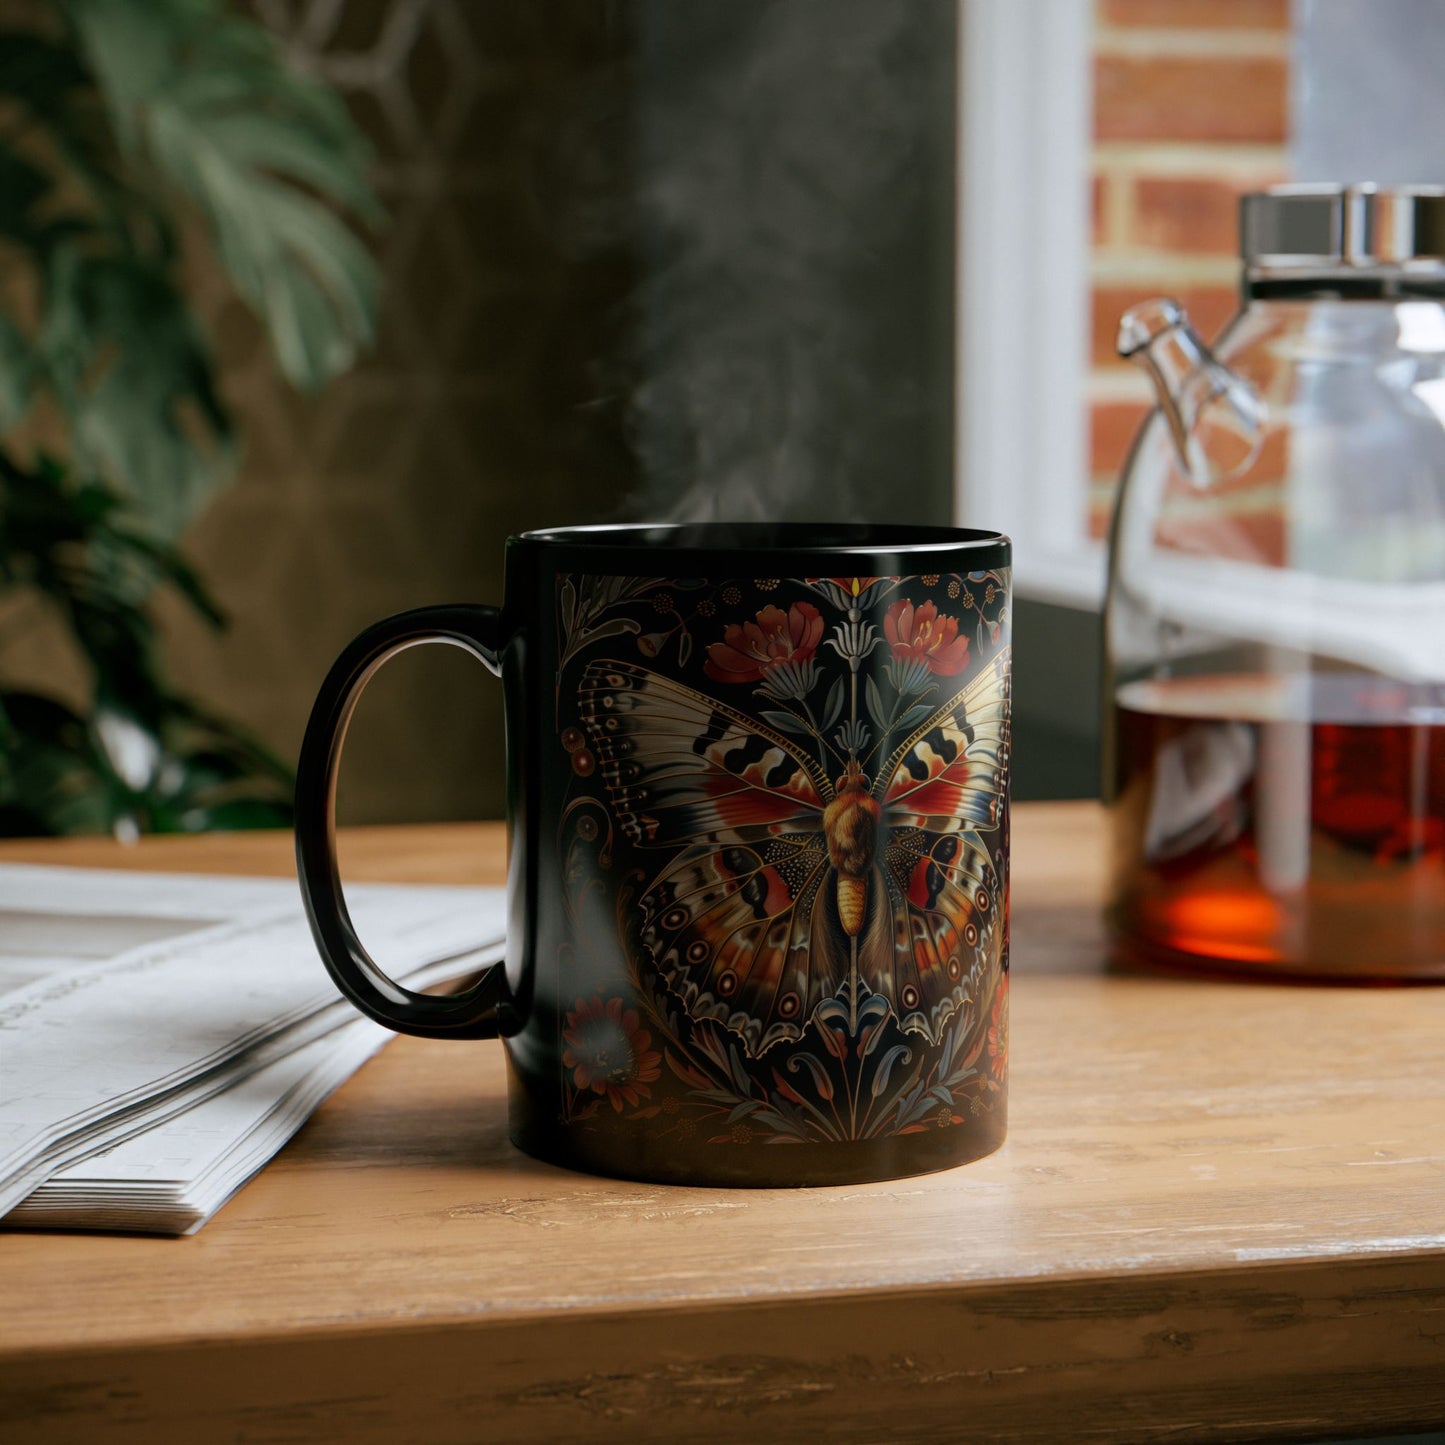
[6,1250,1444,1443]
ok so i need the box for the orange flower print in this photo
[562,997,662,1111]
[883,599,970,676]
[987,975,1009,1082]
[704,601,823,684]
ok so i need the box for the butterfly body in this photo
[823,761,880,938]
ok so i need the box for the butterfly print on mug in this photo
[575,578,1010,1058]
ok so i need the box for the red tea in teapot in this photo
[1110,673,1445,979]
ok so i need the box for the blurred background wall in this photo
[158,0,958,824]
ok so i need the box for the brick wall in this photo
[1088,0,1290,538]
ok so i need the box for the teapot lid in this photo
[1242,184,1445,272]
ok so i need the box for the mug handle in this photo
[295,605,510,1040]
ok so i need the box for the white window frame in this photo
[956,0,1104,610]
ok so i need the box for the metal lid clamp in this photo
[1240,184,1445,296]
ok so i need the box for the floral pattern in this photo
[884,599,970,675]
[704,601,823,683]
[987,973,1009,1083]
[562,996,662,1112]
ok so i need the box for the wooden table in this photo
[2,803,1443,1444]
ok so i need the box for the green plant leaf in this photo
[865,674,886,730]
[0,33,89,116]
[0,689,113,836]
[0,316,32,427]
[65,0,382,392]
[0,453,224,736]
[759,708,809,736]
[108,524,225,626]
[0,675,296,837]
[177,797,292,832]
[165,697,295,785]
[36,248,234,537]
[0,148,51,246]
[895,702,935,734]
[0,2,364,836]
[0,30,160,255]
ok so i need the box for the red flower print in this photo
[705,601,823,684]
[987,975,1009,1082]
[883,599,970,676]
[562,997,662,1111]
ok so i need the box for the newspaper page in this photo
[0,865,506,1229]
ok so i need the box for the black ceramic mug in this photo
[296,524,1012,1186]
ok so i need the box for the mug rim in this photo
[512,522,1011,564]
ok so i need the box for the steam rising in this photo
[613,1,955,524]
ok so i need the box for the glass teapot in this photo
[1105,184,1445,980]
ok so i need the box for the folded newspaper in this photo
[0,864,505,1235]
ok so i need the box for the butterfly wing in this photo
[579,661,825,847]
[863,825,1005,1041]
[858,647,1011,1040]
[875,647,1011,834]
[579,660,832,1053]
[637,837,838,1054]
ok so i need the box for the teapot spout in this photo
[1117,297,1264,486]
